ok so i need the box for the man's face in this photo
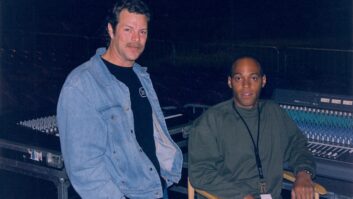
[228,58,266,109]
[107,9,148,66]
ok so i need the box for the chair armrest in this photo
[188,172,327,199]
[283,170,327,195]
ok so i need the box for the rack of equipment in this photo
[0,108,191,199]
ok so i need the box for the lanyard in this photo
[232,102,267,193]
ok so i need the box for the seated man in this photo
[188,56,316,199]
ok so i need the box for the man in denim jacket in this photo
[57,1,183,198]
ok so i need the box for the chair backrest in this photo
[188,178,219,199]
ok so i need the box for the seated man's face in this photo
[228,58,266,109]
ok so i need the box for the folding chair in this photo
[188,171,327,199]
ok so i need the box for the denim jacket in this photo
[57,48,183,199]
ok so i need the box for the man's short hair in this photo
[229,55,264,77]
[104,0,151,46]
[107,0,151,29]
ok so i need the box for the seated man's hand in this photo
[291,171,314,199]
[243,194,255,199]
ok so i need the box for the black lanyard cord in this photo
[232,102,264,179]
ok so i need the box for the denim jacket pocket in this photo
[101,106,123,119]
[100,106,131,145]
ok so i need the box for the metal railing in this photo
[282,47,353,95]
[1,32,353,107]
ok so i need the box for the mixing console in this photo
[273,89,353,185]
[281,105,353,160]
[17,115,58,136]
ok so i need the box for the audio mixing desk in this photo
[273,89,353,198]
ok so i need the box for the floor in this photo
[0,169,299,199]
[0,170,188,199]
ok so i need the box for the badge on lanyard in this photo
[260,194,273,199]
[259,180,267,194]
[233,103,271,197]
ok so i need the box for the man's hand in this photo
[291,171,314,199]
[243,194,255,199]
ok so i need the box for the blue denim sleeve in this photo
[57,85,125,199]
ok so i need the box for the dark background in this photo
[1,0,352,46]
[1,0,352,115]
[0,0,352,117]
[0,1,353,199]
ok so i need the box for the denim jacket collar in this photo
[89,48,148,87]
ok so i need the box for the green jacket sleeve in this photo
[281,108,316,177]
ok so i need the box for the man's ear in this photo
[227,77,232,88]
[107,23,114,39]
[262,75,267,88]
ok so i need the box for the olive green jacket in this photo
[188,99,315,199]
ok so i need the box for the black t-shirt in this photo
[102,59,163,182]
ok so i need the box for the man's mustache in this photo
[127,43,143,48]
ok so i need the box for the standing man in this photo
[188,56,315,199]
[57,1,183,199]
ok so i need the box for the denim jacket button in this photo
[130,130,134,134]
[139,149,143,152]
[149,167,153,171]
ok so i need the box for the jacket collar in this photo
[88,48,148,86]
